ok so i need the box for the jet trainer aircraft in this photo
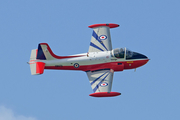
[28,23,149,97]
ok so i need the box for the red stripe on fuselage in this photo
[123,59,149,69]
[44,59,149,71]
[40,43,86,59]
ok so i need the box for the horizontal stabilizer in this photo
[30,49,37,60]
[30,62,45,75]
[29,49,45,75]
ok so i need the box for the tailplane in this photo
[29,49,45,75]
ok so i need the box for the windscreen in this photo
[126,49,133,59]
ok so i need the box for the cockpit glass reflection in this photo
[126,49,133,59]
[113,48,125,58]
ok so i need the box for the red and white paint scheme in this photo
[28,23,149,97]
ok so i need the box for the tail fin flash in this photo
[29,49,45,75]
[37,44,46,60]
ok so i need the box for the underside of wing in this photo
[88,23,119,52]
[86,69,121,97]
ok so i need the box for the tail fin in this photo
[29,43,60,75]
[29,49,45,75]
[37,43,58,60]
[29,43,76,75]
[37,43,74,60]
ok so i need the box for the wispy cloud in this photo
[0,106,37,120]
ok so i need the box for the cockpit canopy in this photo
[113,48,133,59]
[112,48,147,59]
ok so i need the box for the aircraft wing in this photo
[86,69,121,97]
[88,23,119,52]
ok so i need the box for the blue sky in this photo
[0,0,180,120]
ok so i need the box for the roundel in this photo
[99,35,107,40]
[74,63,79,68]
[100,82,108,87]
